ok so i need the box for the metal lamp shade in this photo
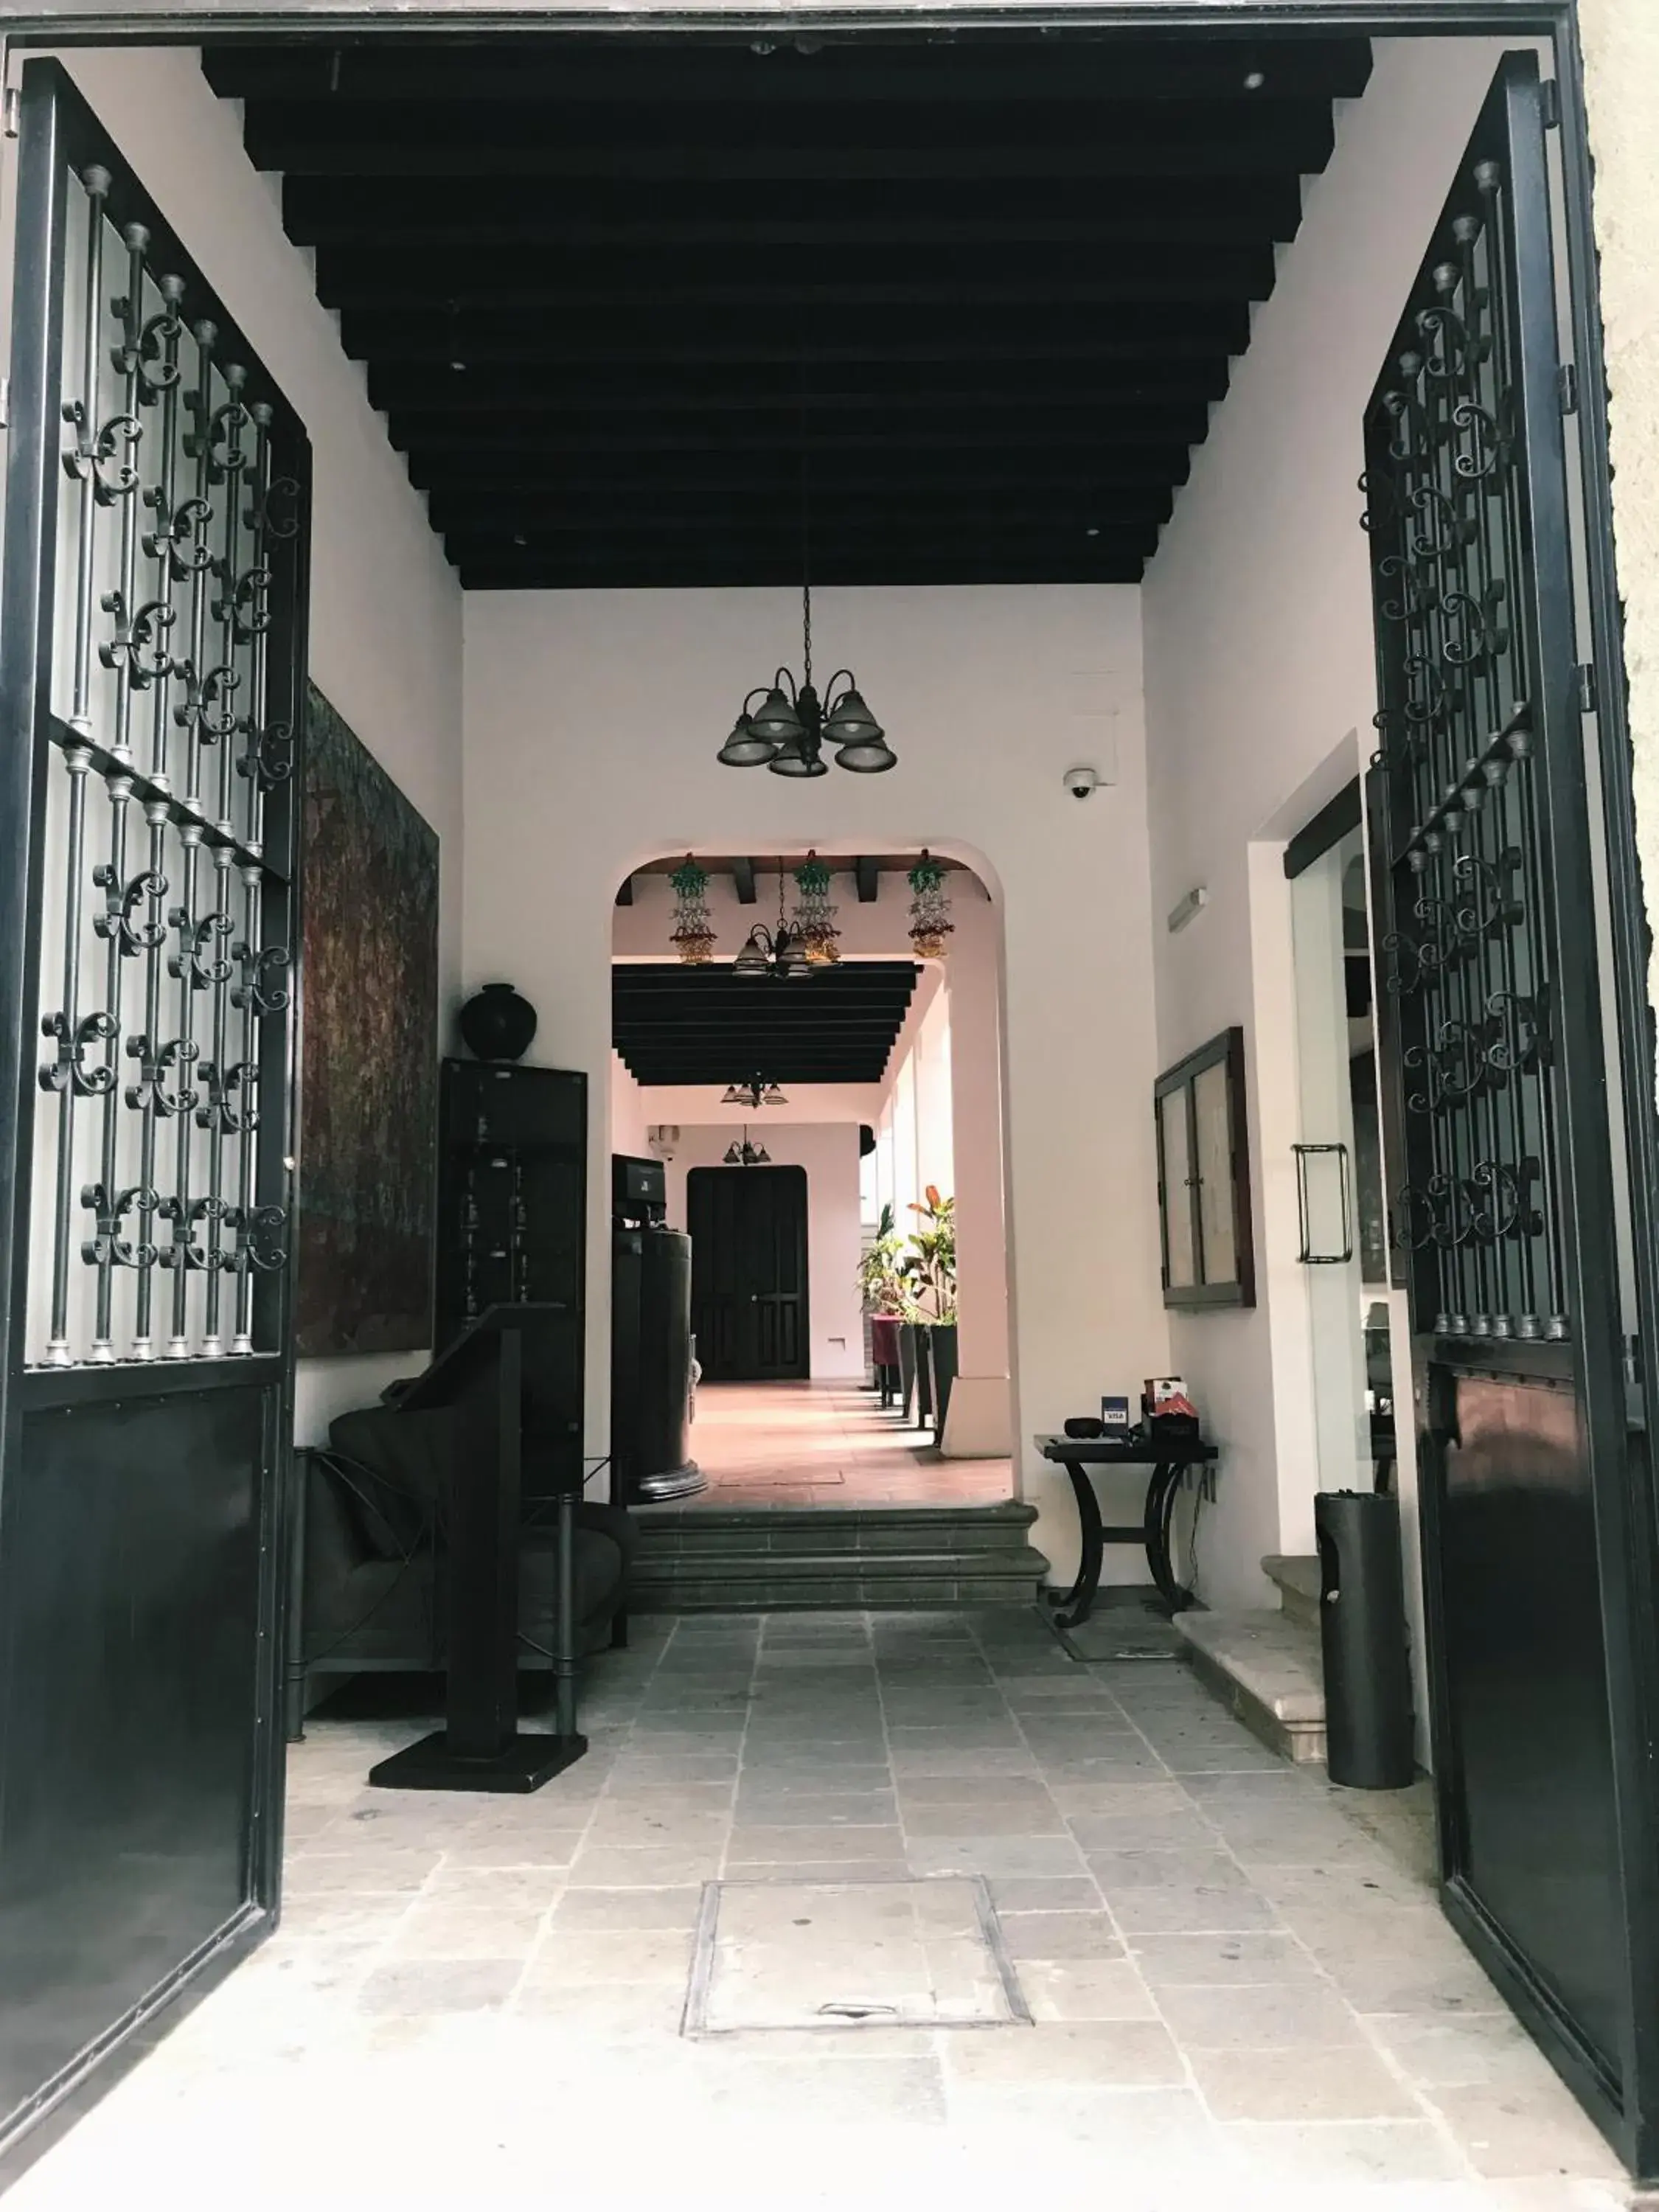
[717,713,779,768]
[764,1085,788,1106]
[823,686,880,742]
[748,686,804,745]
[779,936,813,981]
[835,734,897,773]
[733,931,771,978]
[768,740,829,779]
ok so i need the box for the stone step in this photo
[1175,1607,1326,1764]
[630,1502,1048,1612]
[636,1503,1037,1559]
[1262,1551,1321,1632]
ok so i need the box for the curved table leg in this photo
[1145,1462,1194,1613]
[1052,1458,1105,1630]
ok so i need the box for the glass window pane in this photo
[1161,1088,1194,1289]
[1193,1060,1236,1287]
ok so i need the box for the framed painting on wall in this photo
[1154,1026,1256,1311]
[295,685,440,1356]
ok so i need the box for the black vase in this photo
[931,1323,959,1437]
[459,982,537,1062]
[897,1324,919,1426]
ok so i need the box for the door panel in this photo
[686,1167,808,1382]
[1363,53,1638,2125]
[0,65,309,2153]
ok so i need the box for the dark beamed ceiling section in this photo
[203,34,1371,590]
[613,962,919,1088]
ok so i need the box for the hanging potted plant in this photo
[855,1205,908,1411]
[902,1189,959,1436]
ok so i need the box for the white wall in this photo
[609,1052,652,1161]
[661,1125,865,1380]
[54,50,465,1444]
[466,585,1167,1573]
[1141,37,1510,1723]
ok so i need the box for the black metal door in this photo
[1363,53,1658,2160]
[686,1166,809,1382]
[0,65,310,2154]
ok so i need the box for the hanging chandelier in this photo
[716,584,895,778]
[668,855,716,966]
[724,1127,771,1167]
[908,852,954,960]
[790,852,841,967]
[721,1077,787,1109]
[734,860,813,980]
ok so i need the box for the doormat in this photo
[1048,1591,1188,1666]
[683,1876,1030,2034]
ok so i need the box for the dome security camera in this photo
[1063,765,1103,800]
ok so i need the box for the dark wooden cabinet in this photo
[687,1166,810,1382]
[434,1060,587,1492]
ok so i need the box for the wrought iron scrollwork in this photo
[27,148,305,1366]
[1364,122,1568,1343]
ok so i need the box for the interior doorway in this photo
[1288,790,1396,1503]
[686,1164,810,1381]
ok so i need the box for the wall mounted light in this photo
[1167,886,1209,934]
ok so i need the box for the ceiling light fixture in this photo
[717,583,894,777]
[723,1126,772,1167]
[734,860,814,981]
[717,450,896,777]
[721,1076,788,1110]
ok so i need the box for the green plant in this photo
[902,1186,957,1324]
[855,1202,906,1315]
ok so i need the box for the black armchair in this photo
[285,1401,634,1737]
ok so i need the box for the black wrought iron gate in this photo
[1364,54,1659,2170]
[0,63,309,2152]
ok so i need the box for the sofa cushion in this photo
[327,1406,456,1558]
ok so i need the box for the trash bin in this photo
[1315,1489,1414,1790]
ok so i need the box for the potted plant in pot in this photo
[902,1189,959,1435]
[855,1205,909,1412]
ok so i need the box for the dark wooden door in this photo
[686,1166,809,1382]
[1363,55,1659,2166]
[0,67,310,2154]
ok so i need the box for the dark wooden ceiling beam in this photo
[409,452,1194,494]
[287,198,1305,254]
[731,859,757,906]
[401,414,1211,455]
[462,557,1147,588]
[340,311,1255,366]
[204,41,1373,108]
[428,498,1175,539]
[855,859,880,905]
[371,372,1229,418]
[251,100,1332,169]
[318,262,1276,313]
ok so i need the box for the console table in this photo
[1035,1433,1220,1627]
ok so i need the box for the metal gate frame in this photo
[0,0,1653,2181]
[0,59,311,2174]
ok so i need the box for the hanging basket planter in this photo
[669,856,716,965]
[908,852,954,960]
[791,851,842,967]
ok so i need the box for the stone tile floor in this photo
[664,1380,1012,1507]
[8,1609,1634,2212]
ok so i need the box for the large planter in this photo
[930,1323,960,1439]
[897,1323,919,1426]
[914,1324,935,1429]
[459,981,538,1062]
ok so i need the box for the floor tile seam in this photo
[966,1610,1102,1907]
[1186,1802,1485,2180]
